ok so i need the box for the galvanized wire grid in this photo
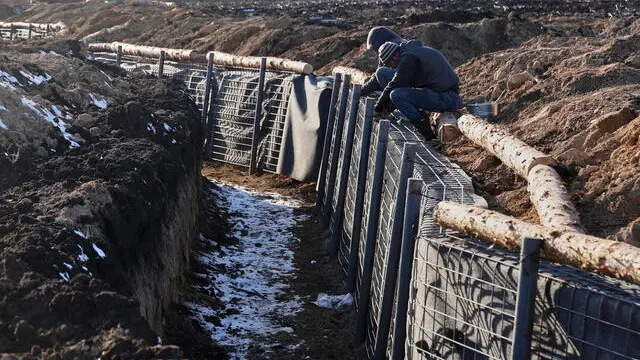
[531,264,640,360]
[355,111,381,312]
[328,89,354,239]
[406,235,518,360]
[90,52,296,172]
[208,67,261,167]
[405,235,640,360]
[255,71,295,173]
[90,52,209,108]
[366,122,423,359]
[0,26,49,40]
[338,98,367,277]
[320,83,346,215]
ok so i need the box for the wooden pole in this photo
[457,114,555,178]
[206,51,313,74]
[332,66,370,85]
[433,201,640,283]
[527,164,583,233]
[457,114,584,233]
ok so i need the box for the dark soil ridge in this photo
[0,47,222,359]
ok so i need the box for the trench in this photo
[181,165,364,360]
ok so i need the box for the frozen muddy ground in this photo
[188,180,307,359]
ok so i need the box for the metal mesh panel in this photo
[338,97,366,276]
[531,265,640,360]
[208,68,260,167]
[406,235,518,360]
[327,87,354,234]
[355,113,380,310]
[320,82,346,215]
[366,122,423,358]
[256,71,295,173]
[90,51,296,172]
[0,26,51,40]
[405,235,640,360]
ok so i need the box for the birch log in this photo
[207,51,313,74]
[332,66,370,85]
[458,114,584,233]
[528,164,583,233]
[457,114,555,178]
[434,201,640,283]
[88,42,198,62]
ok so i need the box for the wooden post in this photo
[9,23,13,41]
[249,57,267,174]
[158,50,165,77]
[28,24,32,39]
[116,45,123,67]
[46,24,50,37]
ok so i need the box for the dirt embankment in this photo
[450,16,640,243]
[0,42,221,358]
[0,2,593,73]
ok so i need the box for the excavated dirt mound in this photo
[0,43,222,359]
[9,1,638,74]
[450,16,640,243]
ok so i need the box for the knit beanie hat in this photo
[379,41,400,64]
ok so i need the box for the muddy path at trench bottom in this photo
[188,164,366,359]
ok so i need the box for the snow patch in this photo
[0,70,21,89]
[89,93,108,109]
[187,180,307,358]
[147,123,157,134]
[21,97,80,147]
[49,50,62,57]
[0,120,7,130]
[77,245,89,262]
[19,70,52,85]
[63,262,73,270]
[74,230,87,239]
[59,272,70,281]
[92,243,106,258]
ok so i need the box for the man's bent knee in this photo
[389,88,410,105]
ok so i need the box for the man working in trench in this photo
[361,38,462,143]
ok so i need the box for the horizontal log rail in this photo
[434,201,640,283]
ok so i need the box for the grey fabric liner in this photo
[277,75,332,181]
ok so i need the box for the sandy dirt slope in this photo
[450,16,640,243]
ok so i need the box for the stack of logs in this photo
[437,114,640,283]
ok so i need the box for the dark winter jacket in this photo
[375,40,460,112]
